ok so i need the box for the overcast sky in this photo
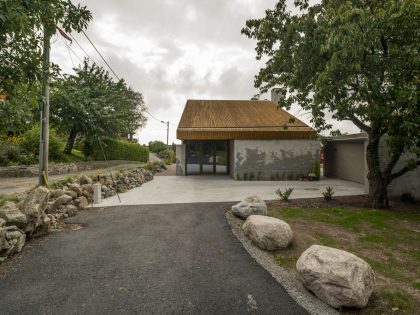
[51,0,359,144]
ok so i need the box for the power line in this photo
[82,30,120,80]
[67,29,170,132]
[70,33,97,64]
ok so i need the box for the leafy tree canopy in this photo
[243,0,420,207]
[50,61,147,154]
[0,0,91,95]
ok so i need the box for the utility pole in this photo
[161,120,169,146]
[38,27,51,186]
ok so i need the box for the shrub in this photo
[249,172,255,181]
[21,124,65,161]
[0,141,22,165]
[313,160,321,178]
[88,139,149,162]
[275,187,294,201]
[148,140,167,153]
[322,186,334,201]
[157,148,175,165]
[400,193,415,204]
[143,161,166,171]
[287,172,294,180]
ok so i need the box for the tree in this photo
[242,0,420,207]
[50,61,147,154]
[0,0,91,95]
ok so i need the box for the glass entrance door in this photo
[186,141,229,175]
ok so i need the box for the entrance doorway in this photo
[185,141,229,175]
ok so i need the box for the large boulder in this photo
[296,245,375,308]
[232,196,267,219]
[19,186,50,237]
[0,201,27,228]
[242,215,293,250]
[0,225,26,261]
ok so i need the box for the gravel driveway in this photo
[0,202,308,314]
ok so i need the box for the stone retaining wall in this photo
[0,160,142,178]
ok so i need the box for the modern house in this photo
[175,95,320,180]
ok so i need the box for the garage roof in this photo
[177,100,316,140]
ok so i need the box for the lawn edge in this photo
[225,210,338,315]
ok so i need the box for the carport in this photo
[323,133,368,185]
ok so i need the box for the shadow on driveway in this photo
[0,202,307,314]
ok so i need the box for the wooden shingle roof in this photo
[177,100,316,140]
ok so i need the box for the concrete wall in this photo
[323,141,366,184]
[378,138,420,199]
[232,140,320,180]
[324,135,420,199]
[176,144,186,176]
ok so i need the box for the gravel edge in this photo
[225,210,338,315]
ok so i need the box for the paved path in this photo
[0,203,308,314]
[97,176,366,207]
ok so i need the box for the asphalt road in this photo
[0,203,308,315]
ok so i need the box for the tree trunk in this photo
[64,128,78,155]
[366,133,389,208]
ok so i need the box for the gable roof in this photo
[177,100,316,140]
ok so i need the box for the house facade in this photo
[175,96,320,180]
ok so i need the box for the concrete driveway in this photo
[0,203,308,314]
[97,176,365,207]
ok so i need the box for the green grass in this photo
[0,194,19,207]
[268,205,420,315]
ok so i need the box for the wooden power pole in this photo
[38,28,51,186]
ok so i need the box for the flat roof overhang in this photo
[177,127,317,140]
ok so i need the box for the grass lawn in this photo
[267,198,420,314]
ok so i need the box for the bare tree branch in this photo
[348,114,371,133]
[389,160,420,182]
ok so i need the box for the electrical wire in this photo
[70,33,98,65]
[67,29,171,134]
[82,30,120,80]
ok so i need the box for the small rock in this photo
[296,245,375,308]
[0,226,26,261]
[232,196,267,219]
[0,201,27,228]
[64,190,78,198]
[242,215,293,250]
[74,196,89,209]
[63,205,78,217]
[54,194,73,206]
[79,175,93,185]
[50,189,65,199]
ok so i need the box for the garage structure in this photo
[176,98,320,180]
[324,133,420,199]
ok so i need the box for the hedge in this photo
[90,139,149,162]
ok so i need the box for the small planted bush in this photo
[313,160,321,179]
[322,186,334,201]
[249,172,255,181]
[275,187,294,201]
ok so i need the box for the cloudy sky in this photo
[51,0,358,144]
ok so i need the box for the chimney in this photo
[271,88,281,106]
